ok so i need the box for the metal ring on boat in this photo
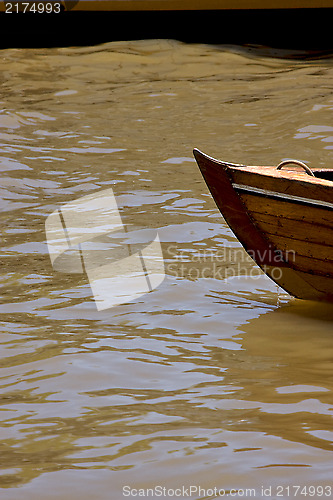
[276,159,315,176]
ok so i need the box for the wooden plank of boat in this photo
[75,0,333,11]
[193,148,333,303]
[2,0,333,12]
[52,0,333,11]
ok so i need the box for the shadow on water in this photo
[223,298,333,451]
[1,8,333,57]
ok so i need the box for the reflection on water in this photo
[0,40,333,498]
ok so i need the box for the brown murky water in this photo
[1,40,333,500]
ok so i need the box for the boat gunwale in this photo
[192,149,333,190]
[233,183,333,211]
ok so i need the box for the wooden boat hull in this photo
[62,1,333,11]
[193,149,333,303]
[2,0,328,11]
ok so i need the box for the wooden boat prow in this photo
[193,148,333,303]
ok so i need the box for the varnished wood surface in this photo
[61,1,333,11]
[3,1,333,12]
[193,149,333,302]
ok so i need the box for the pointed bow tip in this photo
[193,148,206,161]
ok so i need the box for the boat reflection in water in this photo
[216,287,333,454]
